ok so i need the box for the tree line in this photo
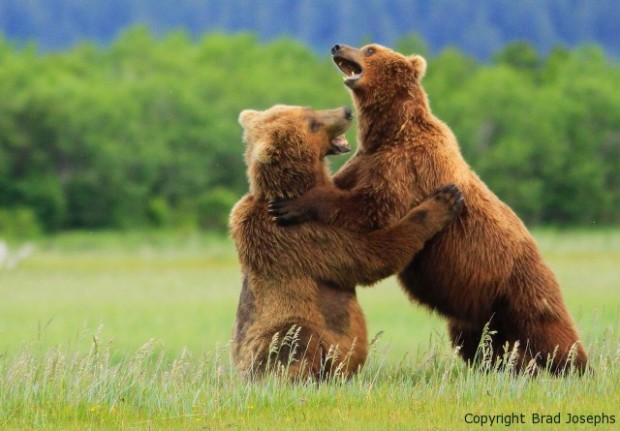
[0,28,619,236]
[2,0,620,61]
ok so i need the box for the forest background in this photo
[1,0,620,236]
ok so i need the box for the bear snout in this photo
[332,44,353,55]
[344,107,353,121]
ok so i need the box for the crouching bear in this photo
[229,104,463,380]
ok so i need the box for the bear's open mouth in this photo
[328,135,351,155]
[333,56,363,85]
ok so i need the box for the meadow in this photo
[0,229,619,430]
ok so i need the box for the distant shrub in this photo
[196,188,239,232]
[0,207,42,238]
[146,196,172,227]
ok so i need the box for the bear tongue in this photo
[330,135,351,154]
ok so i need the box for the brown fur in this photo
[229,104,463,380]
[271,45,588,374]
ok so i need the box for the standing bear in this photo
[270,45,588,374]
[230,104,463,380]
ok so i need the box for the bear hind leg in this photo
[449,319,532,373]
[516,317,588,375]
[448,320,486,365]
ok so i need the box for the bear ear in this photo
[407,54,427,80]
[238,109,261,128]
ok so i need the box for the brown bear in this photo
[269,45,588,374]
[229,104,463,380]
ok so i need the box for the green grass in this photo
[1,229,619,430]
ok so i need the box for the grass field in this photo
[1,229,619,430]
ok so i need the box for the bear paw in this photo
[431,184,464,216]
[268,197,311,226]
[412,184,464,227]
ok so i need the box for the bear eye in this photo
[309,119,322,132]
[364,47,376,56]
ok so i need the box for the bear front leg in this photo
[269,185,388,232]
[268,160,362,227]
[354,184,463,284]
[268,186,346,226]
[403,184,464,238]
[294,185,463,288]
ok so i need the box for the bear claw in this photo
[431,184,464,216]
[268,199,306,226]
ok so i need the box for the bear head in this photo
[238,104,352,200]
[331,43,428,112]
